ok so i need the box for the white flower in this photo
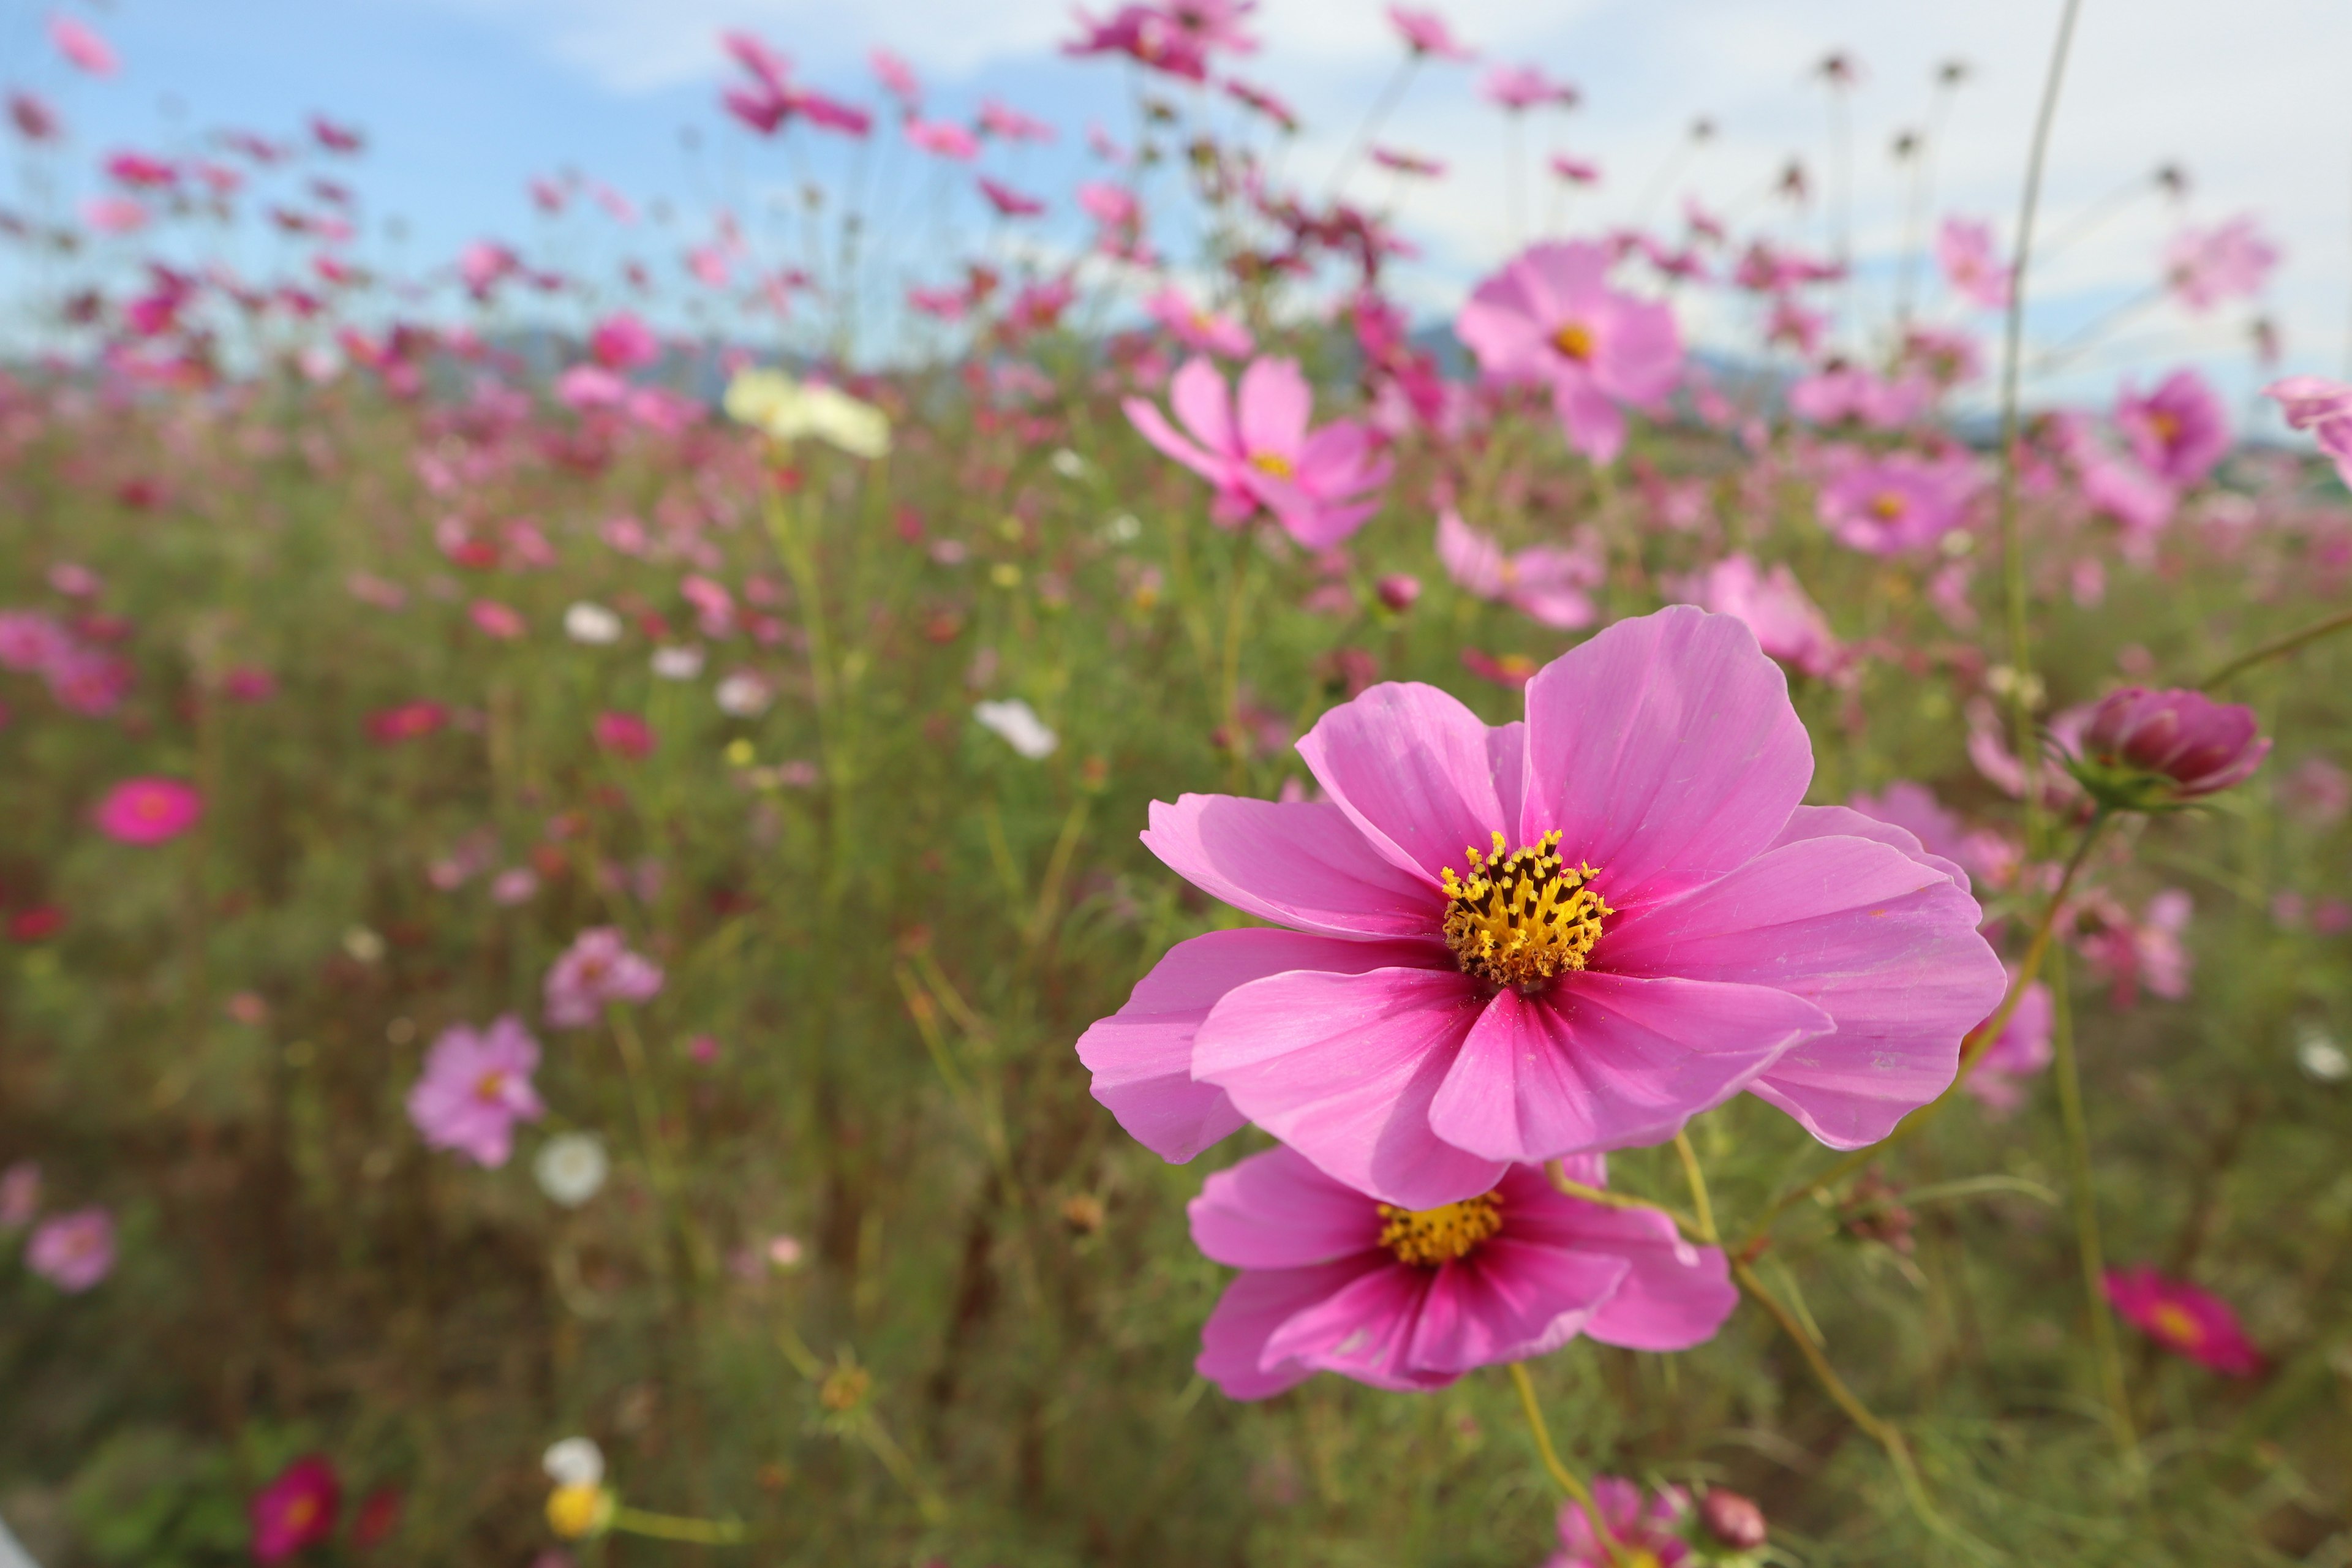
[723,368,891,459]
[974,698,1057,760]
[1048,448,1088,479]
[543,1436,605,1489]
[534,1133,609,1207]
[650,645,706,681]
[2297,1025,2349,1084]
[715,672,772,717]
[564,601,624,646]
[341,926,385,963]
[766,1235,805,1270]
[1099,512,1142,546]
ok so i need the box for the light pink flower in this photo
[48,13,117,75]
[0,610,72,672]
[545,926,665,1028]
[870,46,921,107]
[26,1206,115,1292]
[93,777,202,845]
[1456,241,1681,462]
[1846,782,2015,891]
[1075,608,2005,1207]
[2165,216,2277,311]
[1817,449,1981,555]
[2277,757,2350,827]
[1670,554,1841,679]
[1966,973,2052,1114]
[1936,216,2011,309]
[1387,5,1474,59]
[1189,1147,1732,1397]
[1789,364,1932,429]
[1434,508,1600,630]
[2261,375,2352,489]
[905,118,979,160]
[1123,356,1392,547]
[2116,369,2228,487]
[1481,64,1575,111]
[1143,286,1253,358]
[2103,1265,2262,1375]
[469,599,527,639]
[405,1016,544,1167]
[1547,1477,1692,1568]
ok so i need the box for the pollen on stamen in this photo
[1376,1191,1504,1267]
[1439,829,1611,990]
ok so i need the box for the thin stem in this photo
[1544,1159,1698,1237]
[2197,605,2352,690]
[1507,1362,1619,1564]
[1326,57,1419,200]
[1994,0,2086,856]
[2048,950,2141,1471]
[1672,1129,1719,1244]
[612,1507,747,1545]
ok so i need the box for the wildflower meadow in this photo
[3,2,2351,1564]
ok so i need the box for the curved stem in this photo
[2197,605,2352,690]
[1507,1362,1621,1565]
[1672,1129,1719,1244]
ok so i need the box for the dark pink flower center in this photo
[1439,830,1611,990]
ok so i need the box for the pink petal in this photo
[1079,929,1437,1163]
[1295,681,1517,886]
[1196,1259,1364,1399]
[1168,356,1238,456]
[1551,375,1627,462]
[1188,1144,1382,1267]
[1507,1189,1736,1351]
[1404,1237,1628,1375]
[1436,507,1508,598]
[1777,802,1968,889]
[1140,794,1446,941]
[1604,829,2005,1148]
[1236,355,1311,458]
[1123,395,1229,486]
[1520,606,1812,907]
[1259,1256,1447,1390]
[1427,977,1830,1161]
[1193,965,1507,1209]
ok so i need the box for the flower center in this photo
[1551,321,1595,361]
[1376,1191,1503,1267]
[1440,831,1611,989]
[283,1496,318,1532]
[1250,450,1294,479]
[2149,1302,2204,1348]
[2147,409,2182,448]
[1869,490,1907,521]
[475,1070,508,1102]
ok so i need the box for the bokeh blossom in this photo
[2103,1265,2263,1375]
[1546,1477,1692,1568]
[1435,508,1601,630]
[406,1016,545,1167]
[92,777,203,845]
[1456,241,1681,463]
[26,1205,115,1291]
[545,927,665,1028]
[2066,686,2270,809]
[251,1455,341,1565]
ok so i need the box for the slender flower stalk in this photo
[1507,1363,1621,1565]
[2048,953,2141,1470]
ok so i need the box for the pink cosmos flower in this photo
[251,1455,342,1566]
[1143,286,1253,358]
[1789,364,1932,429]
[26,1206,114,1291]
[2165,216,2278,312]
[1075,608,2005,1208]
[0,609,72,672]
[1547,1477,1692,1568]
[48,13,118,74]
[1966,973,2052,1113]
[1387,6,1474,59]
[905,118,979,160]
[978,98,1056,143]
[2116,369,2228,487]
[405,1016,545,1167]
[1670,554,1841,680]
[469,599,527,639]
[1845,782,2015,892]
[590,311,660,371]
[1456,241,1681,463]
[1818,449,1981,555]
[1065,5,1210,80]
[2071,686,2270,802]
[1937,216,2011,309]
[2277,756,2351,827]
[1123,356,1393,548]
[92,778,203,845]
[545,926,665,1028]
[1482,64,1575,111]
[2103,1265,2262,1376]
[368,701,447,744]
[81,196,148,236]
[1190,1147,1733,1397]
[594,710,656,760]
[1435,508,1601,630]
[977,176,1046,219]
[2261,374,2352,489]
[1549,154,1599,185]
[870,46,920,107]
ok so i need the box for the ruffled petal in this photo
[1297,682,1517,886]
[1404,1237,1627,1375]
[1141,794,1446,941]
[1188,1144,1384,1268]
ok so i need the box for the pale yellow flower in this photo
[723,368,891,459]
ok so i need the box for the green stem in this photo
[2048,950,2141,1471]
[2197,605,2352,690]
[612,1507,747,1545]
[1672,1129,1719,1244]
[1506,1362,1621,1566]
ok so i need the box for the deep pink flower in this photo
[1065,5,1210,80]
[594,711,656,760]
[1966,972,2051,1113]
[1144,286,1253,358]
[590,311,660,371]
[251,1455,342,1565]
[1549,154,1600,185]
[2071,686,2270,803]
[2103,1265,2262,1376]
[469,599,527,639]
[1672,554,1841,680]
[1435,508,1600,630]
[1123,356,1392,548]
[1818,449,1981,555]
[26,1206,113,1291]
[1190,1147,1732,1396]
[2116,369,2228,486]
[48,13,117,74]
[1937,216,2011,309]
[2165,216,2277,311]
[368,701,447,744]
[545,926,665,1028]
[977,176,1046,219]
[405,1016,545,1167]
[1456,242,1681,462]
[1547,1477,1692,1568]
[1076,608,2004,1207]
[1387,6,1474,59]
[93,778,203,845]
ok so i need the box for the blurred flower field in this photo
[3,4,2352,1566]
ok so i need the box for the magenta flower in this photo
[1547,1477,1692,1568]
[1189,1147,1733,1398]
[1065,4,1210,80]
[1817,449,1980,555]
[1123,356,1392,548]
[406,1016,545,1167]
[1076,608,2004,1208]
[593,710,657,760]
[1143,286,1254,358]
[26,1205,114,1291]
[1671,554,1841,680]
[1965,973,2052,1114]
[545,926,665,1028]
[2103,1265,2263,1376]
[1456,242,1682,463]
[2069,686,2270,807]
[2116,369,2228,486]
[2262,374,2352,489]
[1936,216,2011,309]
[1435,508,1601,630]
[2165,216,2277,312]
[977,176,1046,219]
[251,1455,342,1566]
[92,777,203,845]
[590,311,660,372]
[1387,5,1474,59]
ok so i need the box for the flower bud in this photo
[1376,573,1422,612]
[1699,1488,1767,1550]
[2068,686,2269,809]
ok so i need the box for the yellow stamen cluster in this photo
[1250,450,1295,479]
[1868,489,1907,521]
[2149,1302,2205,1349]
[1551,322,1596,361]
[1440,831,1611,989]
[1377,1192,1504,1267]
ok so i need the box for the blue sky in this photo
[13,0,2352,415]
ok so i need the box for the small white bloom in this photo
[650,644,706,680]
[1099,512,1142,546]
[1049,448,1088,479]
[341,926,386,963]
[766,1235,806,1271]
[715,672,772,717]
[535,1133,610,1207]
[543,1436,605,1489]
[974,698,1058,760]
[2296,1025,2349,1084]
[564,601,624,646]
